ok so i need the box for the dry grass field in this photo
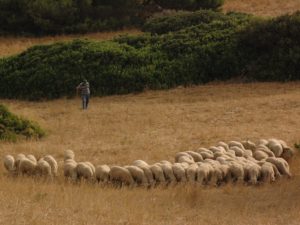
[0,82,300,225]
[223,0,300,17]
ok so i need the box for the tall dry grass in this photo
[0,82,300,225]
[223,0,300,17]
[0,29,142,57]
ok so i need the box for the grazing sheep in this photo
[36,158,52,177]
[266,157,291,177]
[3,155,15,173]
[217,141,229,151]
[27,155,37,164]
[228,141,245,151]
[175,152,194,164]
[230,146,244,157]
[186,151,203,162]
[95,165,110,183]
[197,149,214,160]
[196,163,213,185]
[64,159,77,180]
[18,157,37,175]
[244,150,253,158]
[137,165,155,186]
[228,161,244,183]
[76,162,94,181]
[125,165,148,186]
[278,140,295,161]
[256,145,275,157]
[242,140,256,151]
[244,163,261,185]
[172,163,187,182]
[259,162,276,183]
[15,154,26,170]
[150,164,166,183]
[253,150,269,161]
[64,150,75,161]
[186,163,198,183]
[43,155,58,176]
[258,139,268,146]
[158,163,176,184]
[109,166,135,186]
[267,139,283,157]
[132,160,149,168]
[84,161,96,175]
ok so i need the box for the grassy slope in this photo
[223,0,300,17]
[0,82,300,225]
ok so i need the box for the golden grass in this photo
[223,0,300,17]
[0,29,142,57]
[0,82,300,225]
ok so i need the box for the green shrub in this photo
[238,12,300,81]
[0,104,45,141]
[0,11,300,100]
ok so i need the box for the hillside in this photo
[0,82,300,225]
[223,0,300,17]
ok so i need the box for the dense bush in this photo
[0,104,45,141]
[0,11,299,100]
[0,0,224,35]
[237,12,300,81]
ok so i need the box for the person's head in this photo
[83,79,88,84]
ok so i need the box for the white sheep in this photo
[228,141,245,151]
[217,141,229,151]
[95,165,110,183]
[3,155,16,173]
[36,158,52,177]
[259,162,276,183]
[185,151,203,162]
[132,160,149,167]
[195,148,214,159]
[15,153,26,170]
[266,157,291,177]
[64,159,78,180]
[186,163,198,183]
[241,140,256,151]
[27,154,37,163]
[253,150,269,161]
[43,155,58,176]
[229,146,244,157]
[175,152,194,164]
[172,163,187,182]
[137,165,155,186]
[125,165,148,186]
[278,140,295,161]
[228,161,244,184]
[244,162,261,185]
[64,149,75,161]
[109,166,135,186]
[158,162,176,184]
[76,162,94,181]
[196,162,214,185]
[256,144,275,157]
[84,161,96,175]
[18,157,37,175]
[267,139,283,157]
[150,164,166,183]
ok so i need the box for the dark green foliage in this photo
[0,11,299,100]
[0,0,225,35]
[0,104,45,141]
[153,0,224,10]
[238,12,300,81]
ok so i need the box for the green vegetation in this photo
[0,10,299,100]
[0,104,45,141]
[0,0,223,35]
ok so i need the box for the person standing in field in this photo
[76,79,90,110]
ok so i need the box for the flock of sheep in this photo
[3,138,295,187]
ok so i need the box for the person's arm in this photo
[76,83,82,95]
